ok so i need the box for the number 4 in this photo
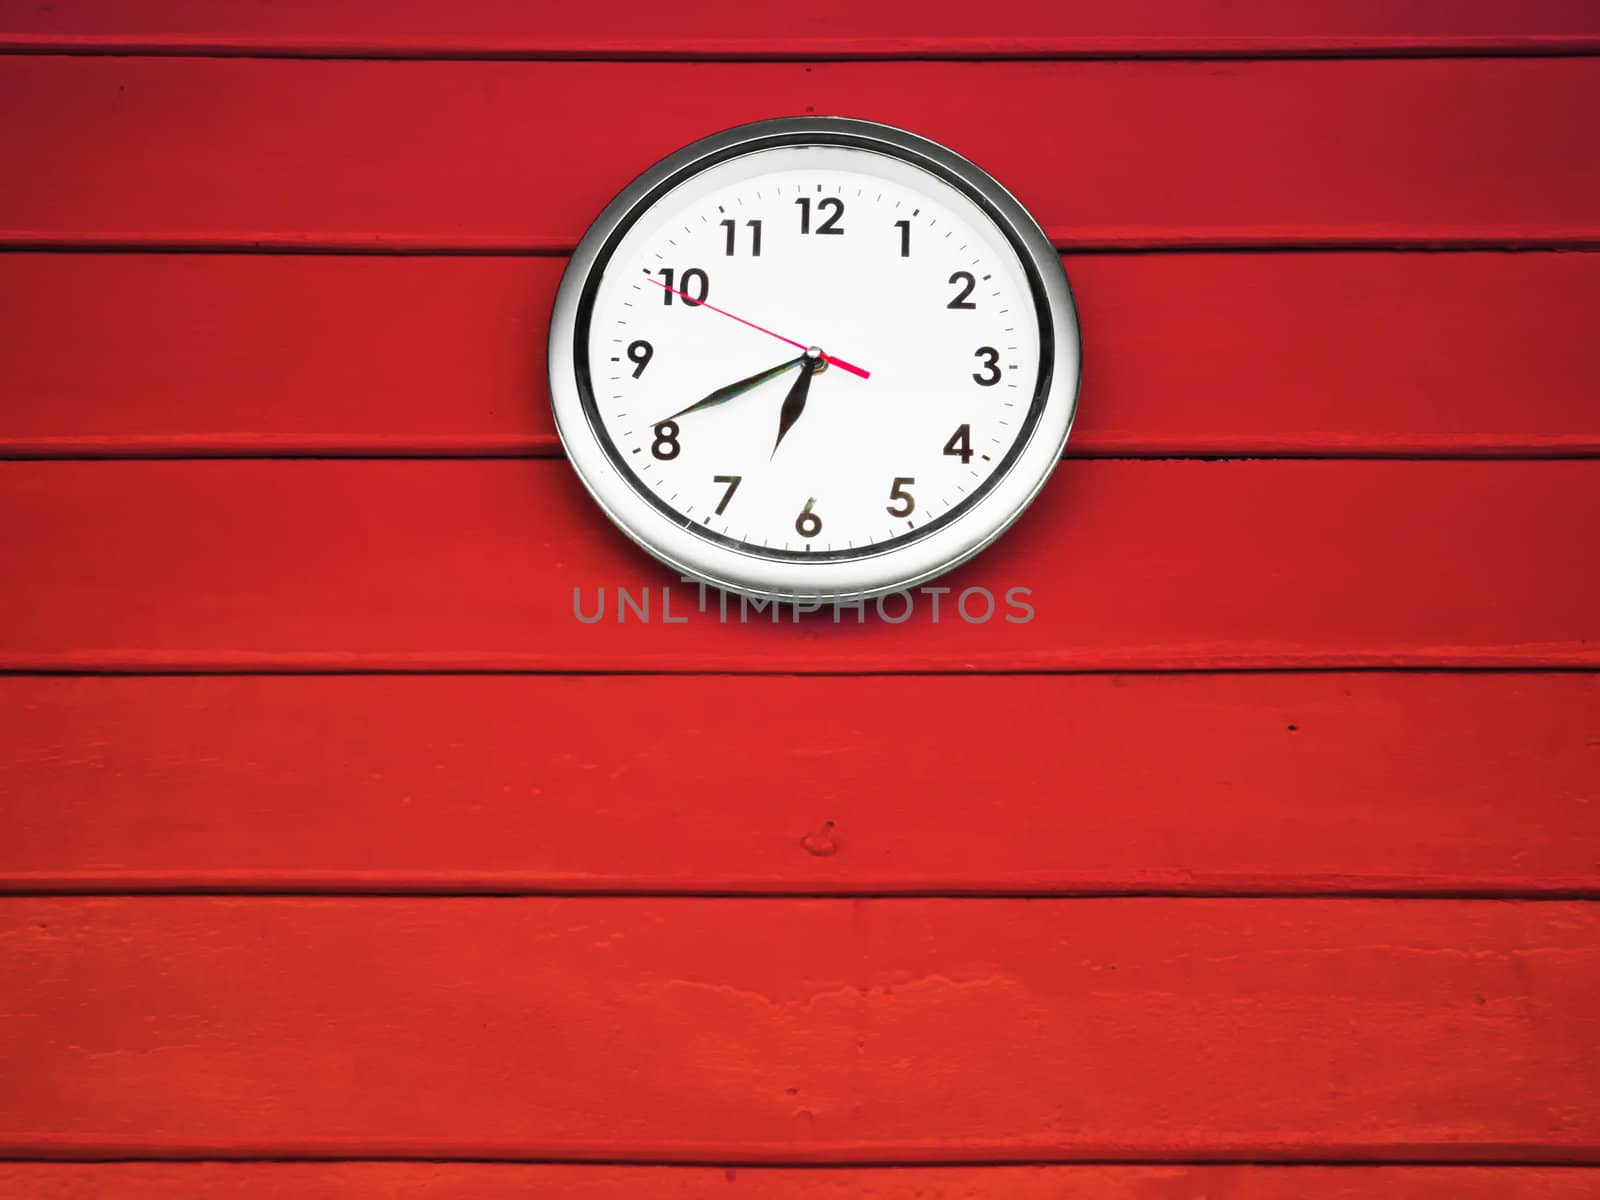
[943,425,973,464]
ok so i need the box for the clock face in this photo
[551,119,1080,601]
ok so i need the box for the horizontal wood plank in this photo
[3,1,1598,58]
[3,251,1596,457]
[0,460,1595,670]
[3,898,1597,1160]
[3,1164,1599,1198]
[2,674,1595,895]
[2,58,1598,250]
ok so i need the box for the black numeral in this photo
[795,498,822,538]
[796,196,844,235]
[947,271,977,310]
[713,474,742,515]
[720,219,762,256]
[626,339,654,378]
[651,420,681,460]
[894,219,911,257]
[973,346,1001,386]
[658,267,709,306]
[886,476,916,517]
[943,424,973,464]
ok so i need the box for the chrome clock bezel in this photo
[549,116,1081,602]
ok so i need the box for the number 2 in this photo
[947,272,977,310]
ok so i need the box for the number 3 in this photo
[973,346,1001,386]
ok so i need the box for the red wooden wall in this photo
[2,3,1598,1196]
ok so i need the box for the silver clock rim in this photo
[548,115,1081,603]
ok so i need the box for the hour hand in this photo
[662,354,804,422]
[772,352,819,457]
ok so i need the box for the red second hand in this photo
[643,275,871,379]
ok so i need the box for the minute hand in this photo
[661,354,805,422]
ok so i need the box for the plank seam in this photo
[0,1153,1596,1167]
[5,238,1600,255]
[2,666,1597,679]
[1,887,1596,900]
[5,451,1600,462]
[4,46,1600,64]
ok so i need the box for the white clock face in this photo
[551,120,1079,601]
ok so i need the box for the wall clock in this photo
[549,116,1081,602]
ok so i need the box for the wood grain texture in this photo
[4,251,1596,458]
[2,57,1598,250]
[1,459,1595,671]
[2,674,1595,895]
[4,1164,1600,1199]
[3,0,1598,58]
[3,898,1597,1160]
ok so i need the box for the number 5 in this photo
[886,477,916,517]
